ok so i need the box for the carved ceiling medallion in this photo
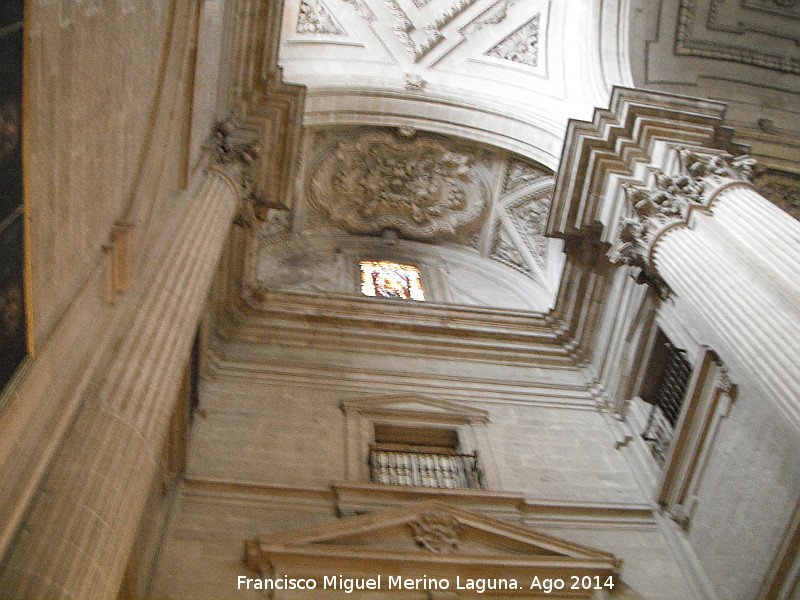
[308,130,490,241]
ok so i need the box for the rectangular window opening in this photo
[369,425,483,490]
[640,331,693,466]
[359,260,425,301]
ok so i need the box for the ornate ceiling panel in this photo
[628,0,800,168]
[306,128,493,242]
[676,0,800,74]
[279,0,631,163]
[283,126,561,297]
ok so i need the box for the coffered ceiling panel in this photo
[279,0,633,165]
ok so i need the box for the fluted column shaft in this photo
[0,167,239,599]
[652,185,800,427]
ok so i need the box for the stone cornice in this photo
[548,87,747,244]
[224,0,307,210]
[213,287,576,367]
[180,477,657,529]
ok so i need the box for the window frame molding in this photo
[655,348,738,528]
[340,393,501,490]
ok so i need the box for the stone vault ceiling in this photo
[279,0,632,167]
[254,126,562,311]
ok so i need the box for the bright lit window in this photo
[359,260,425,301]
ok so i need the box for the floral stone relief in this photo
[308,130,491,242]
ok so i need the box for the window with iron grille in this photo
[640,332,693,466]
[368,424,484,490]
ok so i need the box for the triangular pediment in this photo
[250,501,613,560]
[342,394,489,424]
[245,501,621,592]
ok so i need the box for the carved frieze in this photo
[308,130,490,241]
[485,14,540,67]
[462,0,520,34]
[408,512,462,553]
[503,158,551,194]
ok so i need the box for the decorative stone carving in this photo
[609,149,756,297]
[408,512,462,553]
[489,223,533,278]
[341,0,375,21]
[405,73,426,90]
[397,125,417,138]
[717,367,737,397]
[503,158,551,194]
[382,0,478,61]
[211,119,269,229]
[507,193,551,267]
[752,169,800,220]
[463,0,520,34]
[211,119,262,168]
[308,130,489,241]
[668,503,691,529]
[296,0,342,34]
[485,14,540,67]
[258,209,292,244]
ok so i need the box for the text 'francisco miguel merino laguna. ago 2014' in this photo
[237,574,616,594]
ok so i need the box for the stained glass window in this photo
[359,261,425,301]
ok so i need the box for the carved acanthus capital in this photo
[677,148,756,184]
[211,119,263,168]
[609,149,756,297]
[210,119,271,229]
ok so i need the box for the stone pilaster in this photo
[0,161,240,599]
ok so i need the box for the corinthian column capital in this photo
[607,148,757,296]
[209,119,270,229]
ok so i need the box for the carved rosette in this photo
[408,512,462,553]
[609,149,756,296]
[308,131,489,241]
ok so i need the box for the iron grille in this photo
[642,342,692,465]
[368,446,484,489]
